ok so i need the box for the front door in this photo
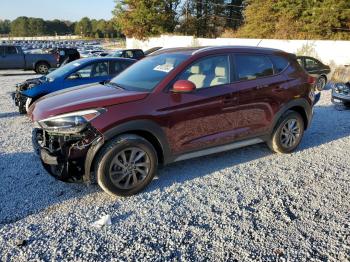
[167,55,239,155]
[63,61,110,90]
[3,46,25,69]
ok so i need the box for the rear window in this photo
[235,54,274,81]
[270,55,289,73]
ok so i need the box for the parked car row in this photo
[11,45,321,197]
[1,39,103,52]
[13,57,136,113]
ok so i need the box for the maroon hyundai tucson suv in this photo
[30,46,316,196]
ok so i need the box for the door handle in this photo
[223,94,238,106]
[257,84,269,89]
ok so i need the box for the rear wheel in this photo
[315,76,326,91]
[95,135,158,197]
[268,111,305,153]
[35,62,50,74]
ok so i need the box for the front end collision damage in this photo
[33,125,104,182]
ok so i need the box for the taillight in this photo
[55,53,60,62]
[307,75,316,85]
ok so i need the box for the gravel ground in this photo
[0,70,349,261]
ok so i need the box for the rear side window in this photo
[305,58,321,70]
[110,60,133,75]
[235,54,273,81]
[134,50,144,59]
[270,55,289,73]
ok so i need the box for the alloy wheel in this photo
[280,119,301,148]
[109,147,150,190]
[38,64,48,74]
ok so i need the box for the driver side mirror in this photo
[172,80,196,93]
[68,73,80,80]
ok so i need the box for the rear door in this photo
[231,53,288,137]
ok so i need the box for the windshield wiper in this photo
[105,82,125,90]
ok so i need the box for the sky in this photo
[0,0,115,21]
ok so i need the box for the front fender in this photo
[84,119,172,181]
[21,81,62,99]
[21,84,49,98]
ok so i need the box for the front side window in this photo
[69,62,109,79]
[235,54,274,81]
[178,55,230,89]
[110,53,189,91]
[124,51,134,58]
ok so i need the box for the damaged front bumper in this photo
[32,125,103,182]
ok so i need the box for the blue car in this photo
[14,57,136,113]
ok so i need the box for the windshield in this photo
[111,51,123,57]
[110,53,189,91]
[46,60,83,81]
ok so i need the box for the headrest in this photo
[215,66,226,77]
[190,65,200,74]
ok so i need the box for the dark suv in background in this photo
[30,46,316,196]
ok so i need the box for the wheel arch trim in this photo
[84,120,171,181]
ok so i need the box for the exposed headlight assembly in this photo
[38,108,106,134]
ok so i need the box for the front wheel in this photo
[268,111,305,153]
[95,135,158,197]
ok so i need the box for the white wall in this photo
[126,35,350,66]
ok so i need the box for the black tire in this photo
[35,62,50,74]
[315,76,326,91]
[18,101,26,114]
[95,134,158,197]
[268,111,305,154]
[343,102,350,108]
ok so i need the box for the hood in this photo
[30,83,149,121]
[17,77,43,90]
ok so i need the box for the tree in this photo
[10,17,30,36]
[75,17,92,37]
[0,19,11,35]
[176,0,230,38]
[237,0,350,40]
[113,0,180,39]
